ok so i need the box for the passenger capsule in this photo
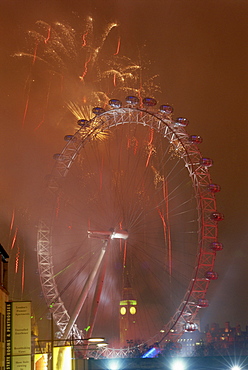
[64,135,75,141]
[210,212,224,222]
[53,153,62,161]
[159,104,173,114]
[210,242,223,251]
[175,117,189,127]
[109,99,122,108]
[77,119,90,127]
[185,322,198,332]
[142,97,157,107]
[208,183,221,193]
[92,107,106,115]
[200,158,213,167]
[53,153,61,161]
[205,271,218,280]
[197,299,209,308]
[188,135,203,144]
[125,96,139,105]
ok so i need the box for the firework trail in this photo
[11,227,18,250]
[12,16,162,333]
[15,16,160,129]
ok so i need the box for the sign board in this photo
[5,302,31,370]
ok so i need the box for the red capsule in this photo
[159,104,173,114]
[208,184,221,193]
[210,212,224,222]
[143,97,157,107]
[205,271,218,280]
[210,242,223,251]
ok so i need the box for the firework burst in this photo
[15,16,160,129]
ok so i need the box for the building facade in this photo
[0,244,9,370]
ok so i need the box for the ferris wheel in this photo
[37,96,223,356]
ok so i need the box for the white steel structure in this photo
[37,97,223,354]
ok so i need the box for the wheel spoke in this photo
[37,100,222,355]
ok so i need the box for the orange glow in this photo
[163,180,172,275]
[22,254,25,293]
[32,41,38,65]
[80,55,92,81]
[22,96,30,128]
[15,245,20,273]
[114,36,121,55]
[44,26,51,44]
[82,30,89,47]
[35,82,51,130]
[145,129,154,167]
[123,240,127,268]
[127,137,138,155]
[10,209,15,231]
[113,73,116,87]
[11,227,18,249]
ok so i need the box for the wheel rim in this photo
[37,102,221,355]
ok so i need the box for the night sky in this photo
[0,0,248,339]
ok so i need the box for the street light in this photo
[171,359,186,370]
[85,337,105,343]
[108,360,120,370]
[96,342,108,348]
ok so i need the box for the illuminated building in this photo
[119,273,138,347]
[0,244,9,369]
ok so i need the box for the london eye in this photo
[37,96,223,356]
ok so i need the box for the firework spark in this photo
[11,227,18,250]
[67,101,94,121]
[15,16,160,130]
[114,36,121,56]
[15,245,20,273]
